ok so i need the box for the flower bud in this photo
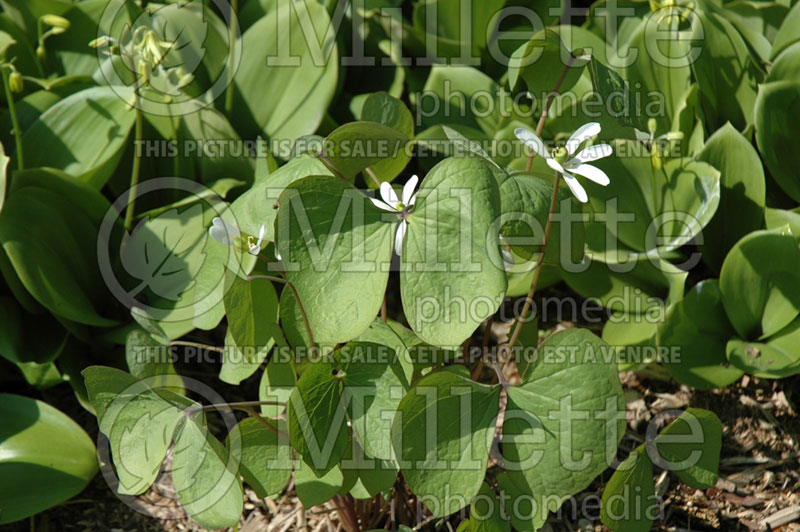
[89,36,111,48]
[8,71,23,93]
[647,118,658,135]
[36,45,46,60]
[41,14,70,29]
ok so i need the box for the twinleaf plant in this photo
[2,0,796,529]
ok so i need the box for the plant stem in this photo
[365,167,382,188]
[525,55,577,173]
[123,89,144,232]
[241,406,290,441]
[224,0,238,117]
[2,67,24,170]
[503,172,562,356]
[189,400,286,413]
[256,254,318,351]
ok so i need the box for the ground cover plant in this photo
[0,0,799,531]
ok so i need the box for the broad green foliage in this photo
[276,177,394,345]
[402,156,506,346]
[602,408,722,531]
[600,446,655,532]
[3,0,795,528]
[233,0,338,157]
[21,86,135,188]
[0,394,98,524]
[392,369,500,517]
[501,329,625,530]
[661,280,744,389]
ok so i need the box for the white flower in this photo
[369,176,419,256]
[208,218,266,257]
[515,123,613,203]
[249,224,266,256]
[209,217,240,246]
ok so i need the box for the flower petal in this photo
[380,181,399,208]
[571,144,613,163]
[249,243,261,256]
[402,175,419,206]
[394,219,407,256]
[546,158,565,174]
[370,196,397,212]
[568,163,610,186]
[565,122,601,155]
[408,192,419,206]
[209,217,239,245]
[514,128,549,159]
[562,172,588,203]
[256,224,266,244]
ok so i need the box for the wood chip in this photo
[760,505,800,530]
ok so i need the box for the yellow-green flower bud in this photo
[552,147,568,163]
[647,118,658,135]
[89,36,110,48]
[36,45,46,60]
[8,71,23,93]
[41,14,70,29]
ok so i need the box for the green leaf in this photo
[499,173,585,267]
[767,41,800,83]
[324,121,411,182]
[347,446,398,500]
[508,29,589,96]
[411,0,506,56]
[501,329,625,529]
[233,0,338,158]
[355,319,416,383]
[402,157,506,347]
[754,81,800,202]
[220,275,281,385]
[360,92,415,185]
[0,180,117,327]
[276,176,393,345]
[770,0,800,60]
[232,154,334,246]
[288,356,350,476]
[259,353,296,418]
[652,408,722,490]
[765,207,800,241]
[584,140,720,254]
[563,254,687,317]
[172,414,243,529]
[420,65,515,136]
[0,394,98,524]
[228,418,291,499]
[391,370,500,517]
[726,318,800,378]
[720,228,800,339]
[588,59,647,131]
[125,329,184,394]
[21,86,135,188]
[661,280,744,389]
[622,16,692,132]
[601,445,656,532]
[690,12,762,129]
[295,460,343,507]
[338,342,408,460]
[121,198,238,336]
[470,482,510,532]
[697,123,766,271]
[83,366,185,495]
